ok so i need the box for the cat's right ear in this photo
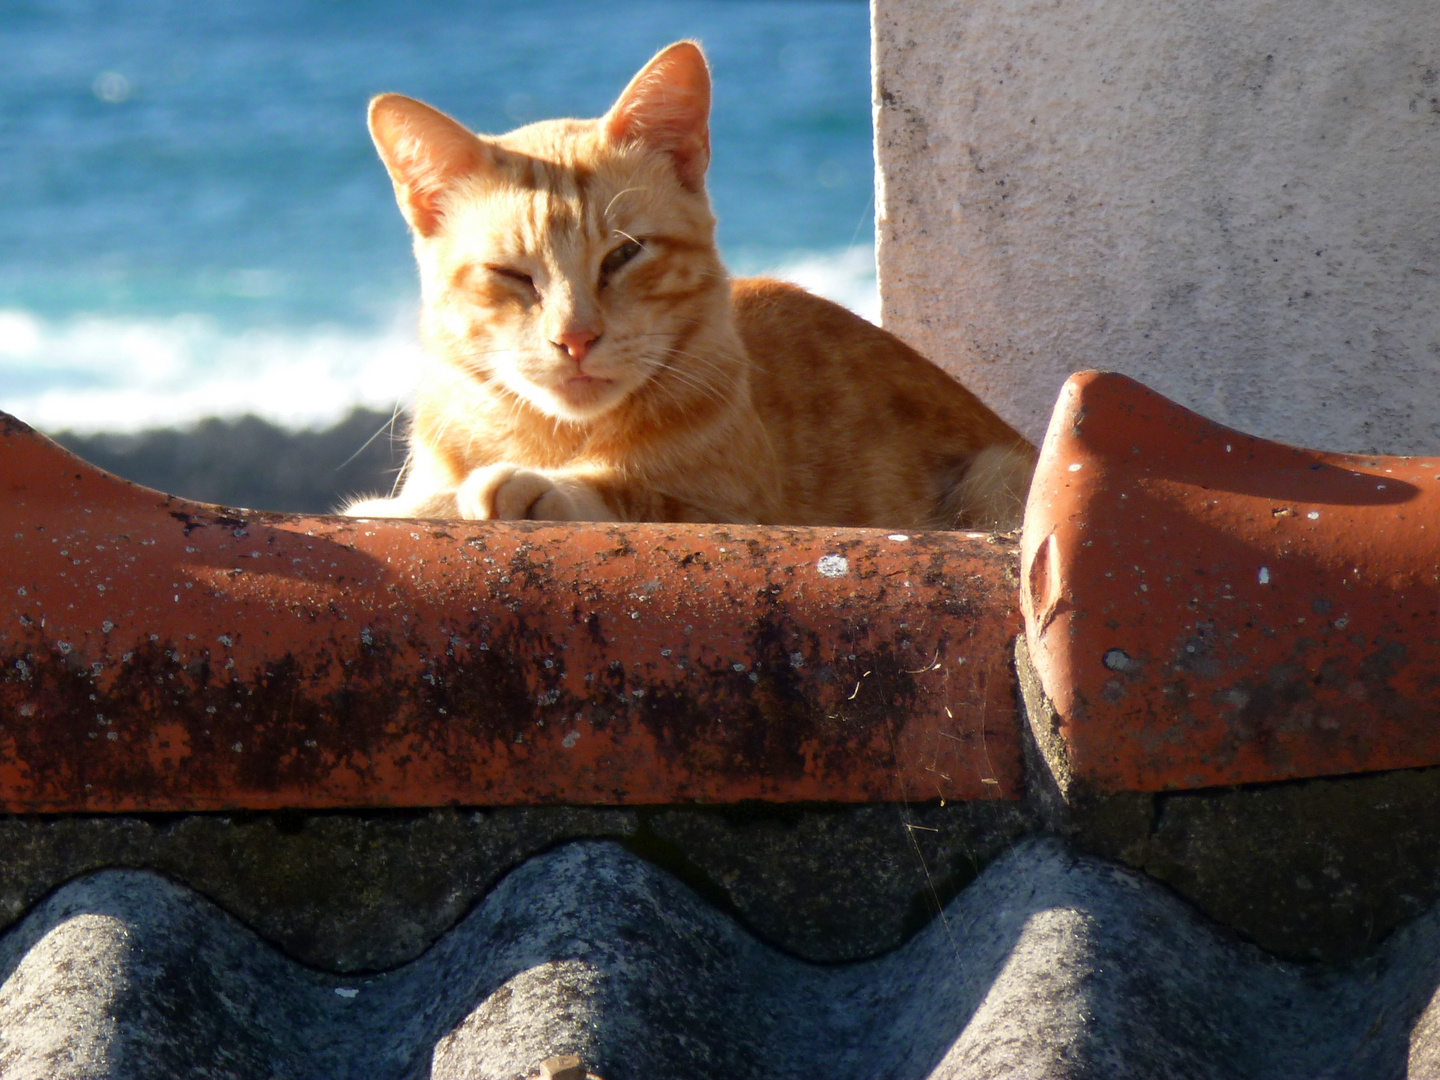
[368,94,489,238]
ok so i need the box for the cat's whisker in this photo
[497,387,534,435]
[602,187,646,220]
[387,457,410,499]
[649,359,731,411]
[656,343,736,369]
[335,406,404,472]
[649,359,718,394]
[656,344,765,385]
[386,401,406,453]
[455,346,513,377]
[654,354,730,392]
[629,333,774,378]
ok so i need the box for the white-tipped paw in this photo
[456,465,548,519]
[457,465,610,521]
[342,490,460,519]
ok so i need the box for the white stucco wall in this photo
[872,0,1440,454]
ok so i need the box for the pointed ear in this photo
[368,93,489,238]
[603,41,711,191]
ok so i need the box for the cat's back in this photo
[730,277,1035,528]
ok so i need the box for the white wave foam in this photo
[733,244,879,324]
[0,308,424,434]
[0,248,879,434]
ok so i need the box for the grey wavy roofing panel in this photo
[1,837,1436,1080]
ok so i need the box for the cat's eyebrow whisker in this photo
[602,187,646,220]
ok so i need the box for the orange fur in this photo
[345,41,1036,530]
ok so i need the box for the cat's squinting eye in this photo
[487,265,536,293]
[599,239,644,286]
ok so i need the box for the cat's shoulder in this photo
[730,275,864,327]
[729,275,934,371]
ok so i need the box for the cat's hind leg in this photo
[944,443,1039,531]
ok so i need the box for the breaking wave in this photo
[0,247,878,435]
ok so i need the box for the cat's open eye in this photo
[599,239,644,287]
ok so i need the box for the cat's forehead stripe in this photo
[650,235,710,255]
[508,170,639,257]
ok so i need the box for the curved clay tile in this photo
[0,412,1022,811]
[1022,370,1440,794]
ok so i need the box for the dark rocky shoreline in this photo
[50,408,409,516]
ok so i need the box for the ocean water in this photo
[0,0,877,433]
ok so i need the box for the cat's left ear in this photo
[603,41,711,191]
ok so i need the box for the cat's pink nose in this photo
[554,329,599,362]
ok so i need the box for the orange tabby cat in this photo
[345,41,1036,530]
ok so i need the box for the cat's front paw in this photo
[457,465,603,520]
[342,490,461,519]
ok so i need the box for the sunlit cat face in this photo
[421,128,723,422]
[368,42,722,422]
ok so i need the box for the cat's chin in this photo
[544,376,626,420]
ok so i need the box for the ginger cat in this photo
[345,41,1036,530]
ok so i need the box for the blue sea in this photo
[0,0,876,433]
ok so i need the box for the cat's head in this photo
[369,42,729,422]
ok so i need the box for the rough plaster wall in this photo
[872,0,1440,454]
